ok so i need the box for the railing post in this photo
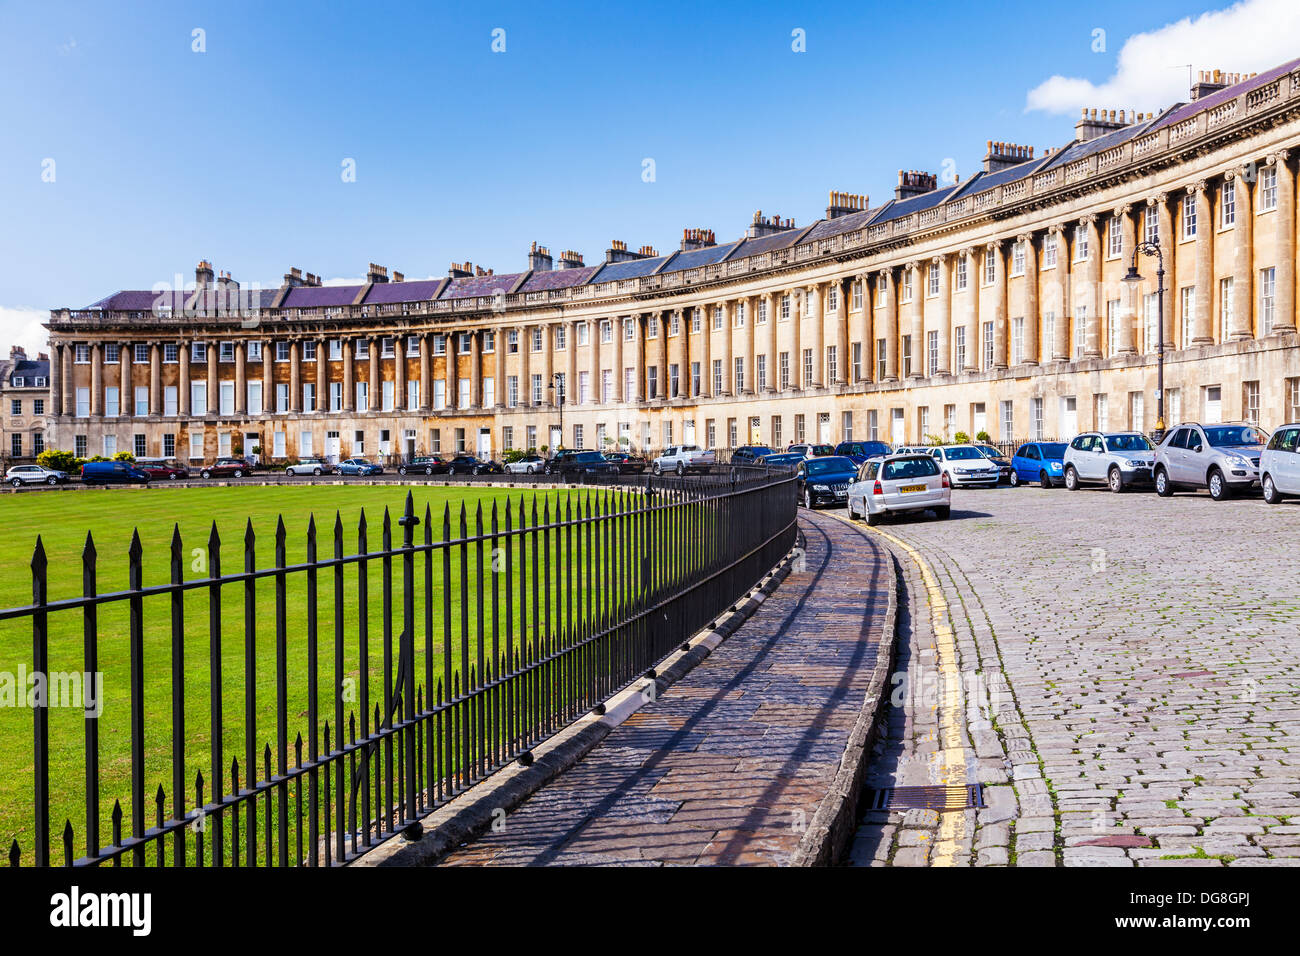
[398,492,418,829]
[31,538,49,867]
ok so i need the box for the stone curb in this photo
[354,532,804,867]
[790,525,900,867]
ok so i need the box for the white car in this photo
[892,445,933,457]
[929,445,1001,486]
[652,445,715,476]
[6,464,68,487]
[1062,431,1155,492]
[285,457,333,477]
[847,453,951,526]
[1260,422,1300,504]
[504,454,545,474]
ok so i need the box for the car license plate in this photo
[899,483,926,493]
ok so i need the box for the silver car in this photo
[1261,422,1300,504]
[6,464,68,487]
[847,453,951,526]
[1062,431,1155,492]
[1153,422,1265,500]
[930,444,1001,486]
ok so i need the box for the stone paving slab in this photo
[433,509,893,866]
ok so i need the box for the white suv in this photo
[652,445,715,476]
[1260,422,1300,504]
[1062,431,1155,492]
[6,464,68,487]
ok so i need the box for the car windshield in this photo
[575,452,603,462]
[810,445,835,456]
[882,457,940,480]
[945,447,983,460]
[1205,425,1263,447]
[1104,434,1152,451]
[804,456,854,475]
[839,442,886,457]
[744,447,773,457]
[1040,443,1068,459]
[975,446,1003,458]
[351,459,371,465]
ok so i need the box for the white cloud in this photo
[1026,0,1300,115]
[0,306,51,357]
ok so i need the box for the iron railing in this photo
[3,468,796,867]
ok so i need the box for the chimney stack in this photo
[606,240,655,263]
[746,210,797,238]
[366,263,389,284]
[679,228,716,251]
[558,249,584,269]
[894,170,938,201]
[982,141,1036,174]
[1074,106,1137,142]
[392,271,404,283]
[826,191,869,220]
[448,261,474,278]
[528,241,554,271]
[283,267,305,288]
[195,259,215,290]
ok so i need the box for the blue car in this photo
[336,457,383,477]
[1010,441,1069,488]
[81,460,151,485]
[834,440,892,464]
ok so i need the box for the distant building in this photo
[0,346,51,463]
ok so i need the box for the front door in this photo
[325,431,341,463]
[891,409,905,446]
[245,432,260,464]
[477,428,491,459]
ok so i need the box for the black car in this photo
[397,456,448,476]
[757,452,806,469]
[446,455,503,476]
[731,445,774,465]
[795,455,858,509]
[602,451,647,474]
[974,445,1013,483]
[547,450,619,478]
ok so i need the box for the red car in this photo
[136,457,191,480]
[199,457,251,479]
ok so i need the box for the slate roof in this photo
[363,279,445,304]
[281,284,363,308]
[589,255,672,282]
[657,240,742,274]
[439,272,525,300]
[7,358,50,385]
[870,185,960,224]
[1148,57,1300,134]
[518,265,601,293]
[802,205,887,242]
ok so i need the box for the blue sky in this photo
[1,0,1292,349]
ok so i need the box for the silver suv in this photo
[1062,431,1155,492]
[1153,422,1265,500]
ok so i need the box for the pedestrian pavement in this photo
[434,509,893,866]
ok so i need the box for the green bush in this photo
[953,431,970,444]
[37,449,80,472]
[976,431,992,443]
[502,449,527,464]
[111,450,135,463]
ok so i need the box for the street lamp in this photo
[547,374,565,451]
[1122,240,1166,442]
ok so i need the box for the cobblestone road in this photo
[848,483,1300,867]
[434,510,892,866]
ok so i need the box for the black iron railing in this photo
[3,468,797,867]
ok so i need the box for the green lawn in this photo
[0,483,658,864]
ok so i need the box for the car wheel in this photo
[169,472,180,480]
[652,462,661,476]
[472,466,481,476]
[1208,468,1229,501]
[1263,473,1284,505]
[803,489,814,509]
[312,467,322,476]
[1064,466,1079,491]
[934,505,951,520]
[46,476,58,486]
[398,466,408,475]
[526,465,535,474]
[1108,467,1124,493]
[676,462,685,477]
[1154,467,1173,498]
[866,510,881,527]
[201,469,212,479]
[1009,469,1020,487]
[1038,470,1053,489]
[233,469,244,478]
[10,478,21,487]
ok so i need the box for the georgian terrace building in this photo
[45,60,1300,464]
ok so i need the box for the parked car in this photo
[756,451,805,469]
[135,457,190,481]
[504,454,545,475]
[892,445,933,457]
[336,457,383,477]
[397,456,448,476]
[1261,422,1300,504]
[930,445,1001,486]
[652,445,715,476]
[1009,442,1068,488]
[547,450,619,479]
[1153,422,1265,500]
[447,455,503,476]
[285,457,333,477]
[794,455,857,509]
[603,451,647,474]
[833,441,892,464]
[1063,432,1155,492]
[199,457,252,479]
[81,460,151,485]
[730,445,773,465]
[973,445,1013,483]
[787,443,835,459]
[6,464,69,487]
[846,453,951,526]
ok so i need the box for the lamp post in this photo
[1122,239,1166,443]
[548,373,565,451]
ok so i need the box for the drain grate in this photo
[863,784,985,811]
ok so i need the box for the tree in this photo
[976,430,992,443]
[111,450,135,463]
[37,449,79,472]
[954,431,970,444]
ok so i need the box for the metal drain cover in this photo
[863,784,985,811]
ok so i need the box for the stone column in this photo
[1272,150,1296,334]
[722,302,734,395]
[1022,232,1040,364]
[518,326,532,405]
[1048,229,1071,361]
[494,328,506,407]
[235,342,247,414]
[289,341,302,413]
[395,333,407,410]
[633,315,645,403]
[50,343,63,416]
[742,298,755,394]
[961,252,980,371]
[789,292,803,389]
[591,319,602,403]
[1231,166,1255,340]
[566,321,578,404]
[315,338,327,413]
[148,342,161,416]
[62,344,75,415]
[880,269,898,381]
[368,337,380,410]
[614,317,626,402]
[807,287,823,388]
[934,255,951,374]
[1114,206,1136,353]
[1193,181,1215,344]
[179,342,191,416]
[90,344,103,416]
[418,333,431,411]
[118,344,130,417]
[539,326,552,405]
[853,275,871,381]
[766,294,779,390]
[1153,195,1177,349]
[655,312,670,402]
[697,308,710,398]
[1080,217,1102,357]
[261,339,273,413]
[908,262,925,378]
[835,278,850,385]
[991,243,1009,368]
[206,340,218,413]
[470,330,482,408]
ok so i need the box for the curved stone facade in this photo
[45,60,1300,462]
